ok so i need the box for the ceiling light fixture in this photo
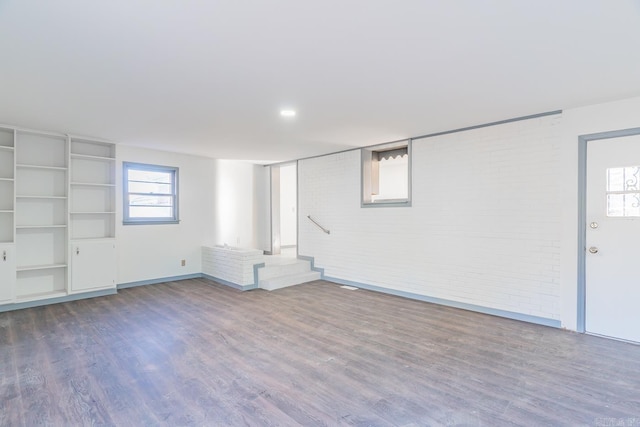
[280,110,296,117]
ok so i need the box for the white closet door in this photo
[0,244,15,302]
[70,240,116,292]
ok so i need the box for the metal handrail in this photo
[307,215,330,234]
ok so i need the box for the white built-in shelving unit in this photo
[0,126,117,307]
[0,127,16,302]
[68,138,116,293]
[14,130,68,301]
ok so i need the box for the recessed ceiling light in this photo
[280,110,296,117]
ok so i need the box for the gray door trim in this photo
[577,126,640,332]
[295,160,299,258]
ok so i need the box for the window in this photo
[123,162,179,224]
[606,166,640,217]
[361,140,411,207]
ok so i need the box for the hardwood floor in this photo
[1,279,639,426]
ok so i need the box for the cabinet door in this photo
[0,244,16,302]
[70,240,116,292]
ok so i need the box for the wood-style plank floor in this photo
[1,279,639,426]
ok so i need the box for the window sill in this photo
[362,198,411,208]
[123,220,180,225]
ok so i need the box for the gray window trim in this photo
[123,161,180,225]
[361,139,412,208]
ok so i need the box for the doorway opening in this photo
[279,163,297,258]
[269,162,297,258]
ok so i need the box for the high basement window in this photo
[123,162,179,225]
[361,140,412,207]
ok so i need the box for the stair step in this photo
[258,260,311,280]
[259,271,321,291]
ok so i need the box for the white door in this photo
[70,240,116,292]
[586,134,640,343]
[0,243,15,302]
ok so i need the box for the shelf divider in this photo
[17,263,67,272]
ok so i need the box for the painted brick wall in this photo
[201,246,263,286]
[299,115,562,321]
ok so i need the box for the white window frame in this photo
[361,140,412,207]
[123,162,179,225]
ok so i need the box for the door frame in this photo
[268,165,280,255]
[267,161,298,256]
[577,127,640,333]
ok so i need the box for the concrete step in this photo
[258,259,312,281]
[259,271,321,291]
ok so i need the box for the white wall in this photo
[116,147,265,285]
[255,165,271,252]
[299,115,563,323]
[212,159,264,250]
[116,146,215,284]
[298,96,640,329]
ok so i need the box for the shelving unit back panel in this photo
[0,213,14,242]
[16,168,67,197]
[0,151,14,179]
[0,129,14,148]
[71,215,115,239]
[70,186,113,212]
[16,198,66,226]
[0,180,14,210]
[16,268,66,297]
[71,141,115,158]
[16,228,66,267]
[71,158,114,184]
[16,133,67,167]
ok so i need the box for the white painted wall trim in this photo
[0,289,117,313]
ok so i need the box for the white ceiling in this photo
[1,1,639,163]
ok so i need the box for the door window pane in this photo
[607,166,640,192]
[607,193,640,217]
[606,166,640,217]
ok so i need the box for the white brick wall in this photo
[202,246,264,286]
[299,115,563,321]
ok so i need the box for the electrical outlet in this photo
[181,259,186,267]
